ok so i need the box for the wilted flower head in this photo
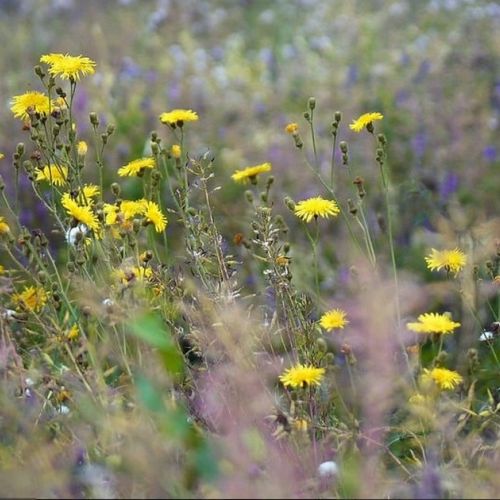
[407,312,460,335]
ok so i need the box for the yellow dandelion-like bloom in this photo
[279,363,325,389]
[294,196,340,222]
[0,216,10,234]
[0,265,5,274]
[407,312,460,335]
[76,184,100,205]
[121,199,148,219]
[40,53,96,81]
[61,193,99,232]
[12,286,47,312]
[77,141,88,156]
[0,153,4,160]
[171,144,181,159]
[422,367,463,391]
[320,308,349,331]
[349,112,384,132]
[231,162,272,184]
[35,164,68,186]
[143,201,167,232]
[118,157,155,177]
[67,324,79,341]
[10,91,51,120]
[285,122,299,134]
[425,248,467,275]
[159,109,199,126]
[408,393,431,406]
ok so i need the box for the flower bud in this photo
[245,190,254,203]
[16,143,25,156]
[308,97,316,110]
[334,111,342,122]
[89,112,99,127]
[34,65,45,78]
[284,196,296,211]
[111,183,121,197]
[106,124,115,136]
[151,142,159,155]
[339,141,348,154]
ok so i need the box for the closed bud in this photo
[67,262,76,273]
[303,111,310,121]
[55,87,66,98]
[377,133,387,146]
[334,111,342,122]
[0,175,4,191]
[266,176,274,189]
[89,112,99,127]
[284,196,296,211]
[308,97,316,110]
[245,190,254,203]
[339,141,348,154]
[34,65,45,78]
[151,131,158,141]
[77,141,87,156]
[260,192,268,203]
[316,338,327,352]
[283,242,291,254]
[186,207,197,216]
[52,124,60,137]
[111,182,121,196]
[348,198,358,215]
[106,124,115,136]
[37,271,48,284]
[16,143,25,156]
[101,133,108,145]
[151,142,159,155]
[366,122,374,134]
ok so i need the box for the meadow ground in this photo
[0,1,499,498]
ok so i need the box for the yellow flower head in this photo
[285,122,299,134]
[67,324,80,341]
[231,162,272,184]
[76,184,100,205]
[425,248,466,275]
[36,164,68,186]
[118,157,155,177]
[349,112,383,132]
[171,144,182,159]
[159,109,199,127]
[294,196,340,222]
[407,312,460,335]
[10,91,51,120]
[143,201,167,232]
[0,216,10,234]
[61,193,99,231]
[12,285,47,312]
[421,367,463,391]
[40,53,96,80]
[320,308,349,331]
[0,153,4,160]
[114,266,153,284]
[77,141,88,156]
[121,199,148,219]
[279,363,325,389]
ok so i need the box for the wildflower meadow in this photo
[0,1,499,498]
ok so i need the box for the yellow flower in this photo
[294,196,340,222]
[10,91,51,120]
[143,201,167,232]
[121,199,148,219]
[408,393,431,406]
[0,153,4,160]
[171,144,181,159]
[421,367,463,391]
[231,162,272,184]
[320,308,349,331]
[36,164,68,186]
[0,216,10,234]
[285,122,299,134]
[159,109,199,127]
[407,312,460,335]
[114,266,153,284]
[61,193,99,231]
[118,157,155,177]
[279,363,325,389]
[67,324,79,341]
[349,112,383,132]
[40,53,96,80]
[12,286,47,312]
[76,184,100,205]
[77,141,88,156]
[425,248,467,275]
[0,265,5,274]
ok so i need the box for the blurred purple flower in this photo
[395,89,410,107]
[345,64,358,88]
[411,131,428,158]
[483,145,497,162]
[439,171,459,202]
[413,60,431,83]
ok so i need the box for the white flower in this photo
[479,330,494,342]
[102,298,114,307]
[66,223,88,246]
[318,460,338,477]
[57,404,70,415]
